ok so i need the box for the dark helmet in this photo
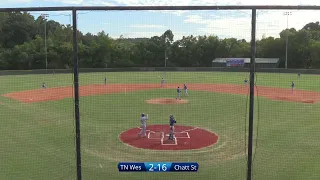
[141,113,145,117]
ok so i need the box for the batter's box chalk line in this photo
[164,132,190,138]
[161,136,177,146]
[137,127,155,133]
[147,131,163,139]
[137,126,199,133]
[147,131,190,139]
[138,126,199,145]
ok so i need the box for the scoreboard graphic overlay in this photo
[118,162,199,172]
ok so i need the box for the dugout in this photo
[212,58,280,68]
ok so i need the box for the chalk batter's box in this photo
[147,131,190,139]
[147,131,190,145]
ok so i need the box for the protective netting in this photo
[253,10,320,180]
[0,11,77,179]
[77,10,250,180]
[0,74,76,179]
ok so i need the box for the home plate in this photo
[161,138,177,145]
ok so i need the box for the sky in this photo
[1,0,320,41]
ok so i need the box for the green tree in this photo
[1,12,37,48]
[2,11,320,69]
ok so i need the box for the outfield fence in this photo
[1,5,320,180]
[2,67,320,76]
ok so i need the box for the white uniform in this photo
[161,79,165,87]
[184,85,188,96]
[138,114,148,137]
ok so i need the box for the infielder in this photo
[104,77,107,85]
[168,115,177,140]
[176,87,181,100]
[183,84,188,96]
[138,113,149,137]
[161,78,165,87]
[42,82,46,89]
[291,81,295,93]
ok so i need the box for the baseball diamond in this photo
[1,71,320,180]
[2,5,320,180]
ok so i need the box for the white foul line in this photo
[180,127,199,133]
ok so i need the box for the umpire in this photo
[169,115,177,140]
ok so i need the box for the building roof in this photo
[212,58,279,64]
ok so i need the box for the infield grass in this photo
[0,71,319,180]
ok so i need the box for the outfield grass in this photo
[0,71,320,180]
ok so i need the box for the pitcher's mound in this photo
[145,98,189,104]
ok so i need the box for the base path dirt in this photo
[2,83,320,104]
[145,98,188,104]
[1,84,158,103]
[119,124,219,150]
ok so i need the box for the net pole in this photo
[72,9,82,180]
[45,17,47,73]
[247,8,256,180]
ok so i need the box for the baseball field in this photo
[0,71,320,180]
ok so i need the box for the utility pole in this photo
[284,12,292,69]
[41,14,49,73]
[164,37,168,78]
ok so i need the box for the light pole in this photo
[284,12,292,69]
[41,14,49,72]
[164,37,168,78]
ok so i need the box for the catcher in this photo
[168,115,177,140]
